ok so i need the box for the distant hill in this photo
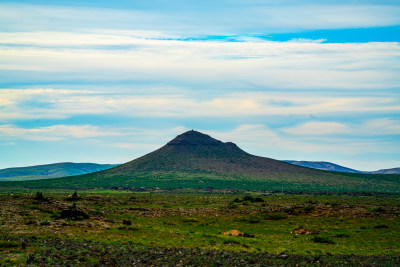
[284,161,400,174]
[1,131,399,193]
[0,162,118,181]
[284,161,362,173]
[371,168,400,174]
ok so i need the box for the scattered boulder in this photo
[60,203,89,220]
[65,191,81,201]
[33,192,49,202]
[291,226,319,235]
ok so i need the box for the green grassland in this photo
[1,191,399,265]
[2,171,400,193]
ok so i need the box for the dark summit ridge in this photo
[164,130,247,156]
[167,130,223,147]
[81,130,317,177]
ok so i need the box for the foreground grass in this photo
[0,191,399,265]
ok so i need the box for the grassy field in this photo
[2,171,400,193]
[1,191,399,265]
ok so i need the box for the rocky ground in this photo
[1,235,400,266]
[1,192,399,266]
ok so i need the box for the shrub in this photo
[181,218,200,223]
[50,212,61,219]
[122,219,132,225]
[0,241,20,248]
[263,213,287,220]
[374,224,389,229]
[252,197,264,203]
[372,207,386,213]
[227,202,238,209]
[243,196,254,202]
[303,206,315,213]
[40,221,50,226]
[126,226,140,231]
[335,233,350,238]
[312,236,335,244]
[247,218,260,224]
[223,239,241,245]
[283,208,295,214]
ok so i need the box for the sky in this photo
[0,0,399,171]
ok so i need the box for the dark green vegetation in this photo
[0,162,118,181]
[2,131,399,193]
[1,191,399,265]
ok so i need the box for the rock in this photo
[222,230,254,237]
[65,191,81,201]
[223,230,244,236]
[26,254,35,264]
[60,203,89,220]
[291,226,319,235]
[33,192,49,202]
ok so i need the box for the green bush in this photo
[374,224,388,229]
[263,213,287,220]
[181,218,200,223]
[283,208,295,214]
[335,233,350,238]
[223,239,241,245]
[0,241,20,248]
[303,206,315,213]
[372,207,386,213]
[40,221,50,226]
[312,236,335,244]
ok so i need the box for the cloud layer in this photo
[0,0,399,171]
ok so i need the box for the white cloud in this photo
[1,2,399,33]
[282,118,400,136]
[0,89,399,122]
[288,38,327,43]
[0,124,125,141]
[0,36,399,91]
[206,124,400,158]
[359,118,400,135]
[282,121,351,135]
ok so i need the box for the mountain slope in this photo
[371,168,400,174]
[0,162,118,181]
[1,131,399,192]
[109,130,326,178]
[284,160,362,173]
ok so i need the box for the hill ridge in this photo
[1,130,399,193]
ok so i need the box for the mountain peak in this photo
[167,130,223,147]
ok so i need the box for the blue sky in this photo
[0,0,399,171]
